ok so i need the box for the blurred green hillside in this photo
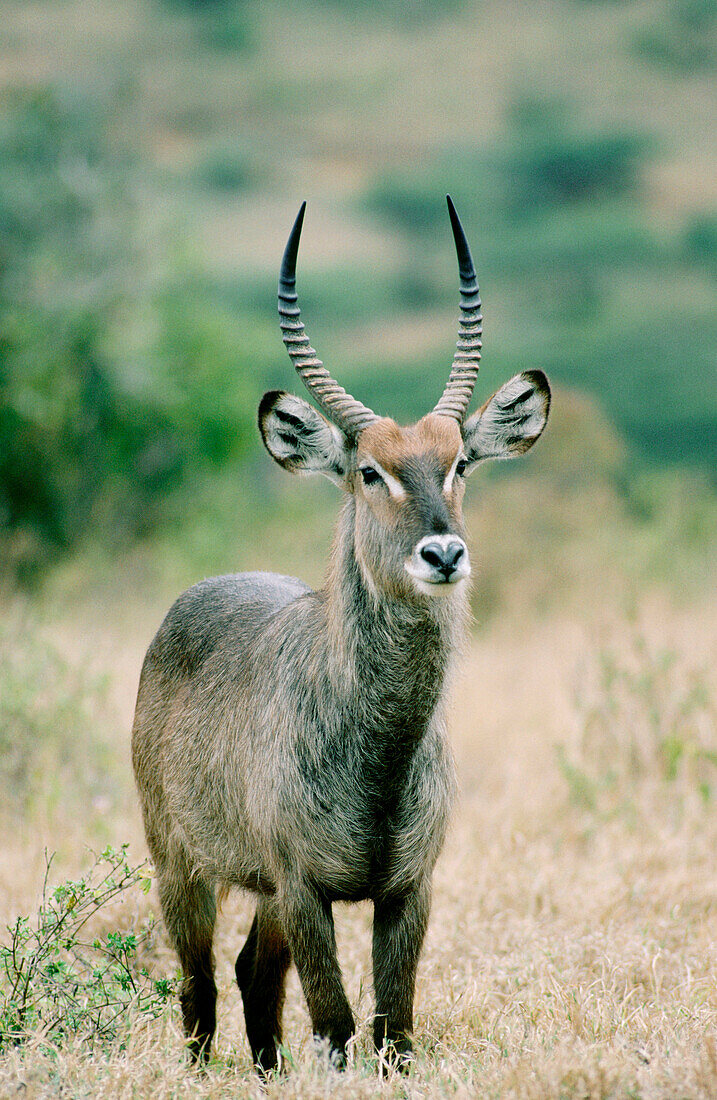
[0,0,715,588]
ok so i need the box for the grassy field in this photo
[2,524,717,1098]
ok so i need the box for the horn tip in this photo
[446,194,462,234]
[290,201,307,235]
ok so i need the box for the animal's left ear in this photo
[462,370,550,467]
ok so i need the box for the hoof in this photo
[312,1031,352,1071]
[377,1037,414,1076]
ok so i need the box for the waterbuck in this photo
[131,196,550,1074]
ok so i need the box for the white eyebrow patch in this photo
[443,451,465,494]
[361,455,407,500]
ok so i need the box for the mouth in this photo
[404,563,471,596]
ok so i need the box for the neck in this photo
[322,500,468,738]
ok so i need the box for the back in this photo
[141,571,312,685]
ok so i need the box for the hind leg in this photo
[157,851,217,1063]
[236,897,291,1076]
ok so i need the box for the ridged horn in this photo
[433,195,483,422]
[278,202,378,437]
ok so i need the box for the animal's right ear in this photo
[258,390,350,484]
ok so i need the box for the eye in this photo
[455,459,467,478]
[360,466,382,486]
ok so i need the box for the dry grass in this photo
[2,586,716,1098]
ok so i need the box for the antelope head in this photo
[259,197,550,600]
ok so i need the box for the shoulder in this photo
[145,573,314,679]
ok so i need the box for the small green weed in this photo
[0,846,174,1052]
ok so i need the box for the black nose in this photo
[420,540,465,579]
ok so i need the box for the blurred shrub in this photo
[157,0,255,52]
[502,131,647,213]
[502,98,649,215]
[633,0,717,72]
[541,310,717,470]
[362,175,451,233]
[363,113,649,234]
[0,88,259,582]
[0,88,118,270]
[361,148,499,235]
[312,0,465,25]
[683,214,717,275]
[161,0,231,6]
[193,141,255,193]
[226,261,440,338]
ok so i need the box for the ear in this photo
[258,390,350,483]
[462,370,550,467]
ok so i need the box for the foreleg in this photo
[278,882,354,1067]
[372,879,430,1070]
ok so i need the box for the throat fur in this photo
[338,530,453,743]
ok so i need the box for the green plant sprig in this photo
[0,845,173,1053]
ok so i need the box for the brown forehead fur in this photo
[357,414,462,476]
